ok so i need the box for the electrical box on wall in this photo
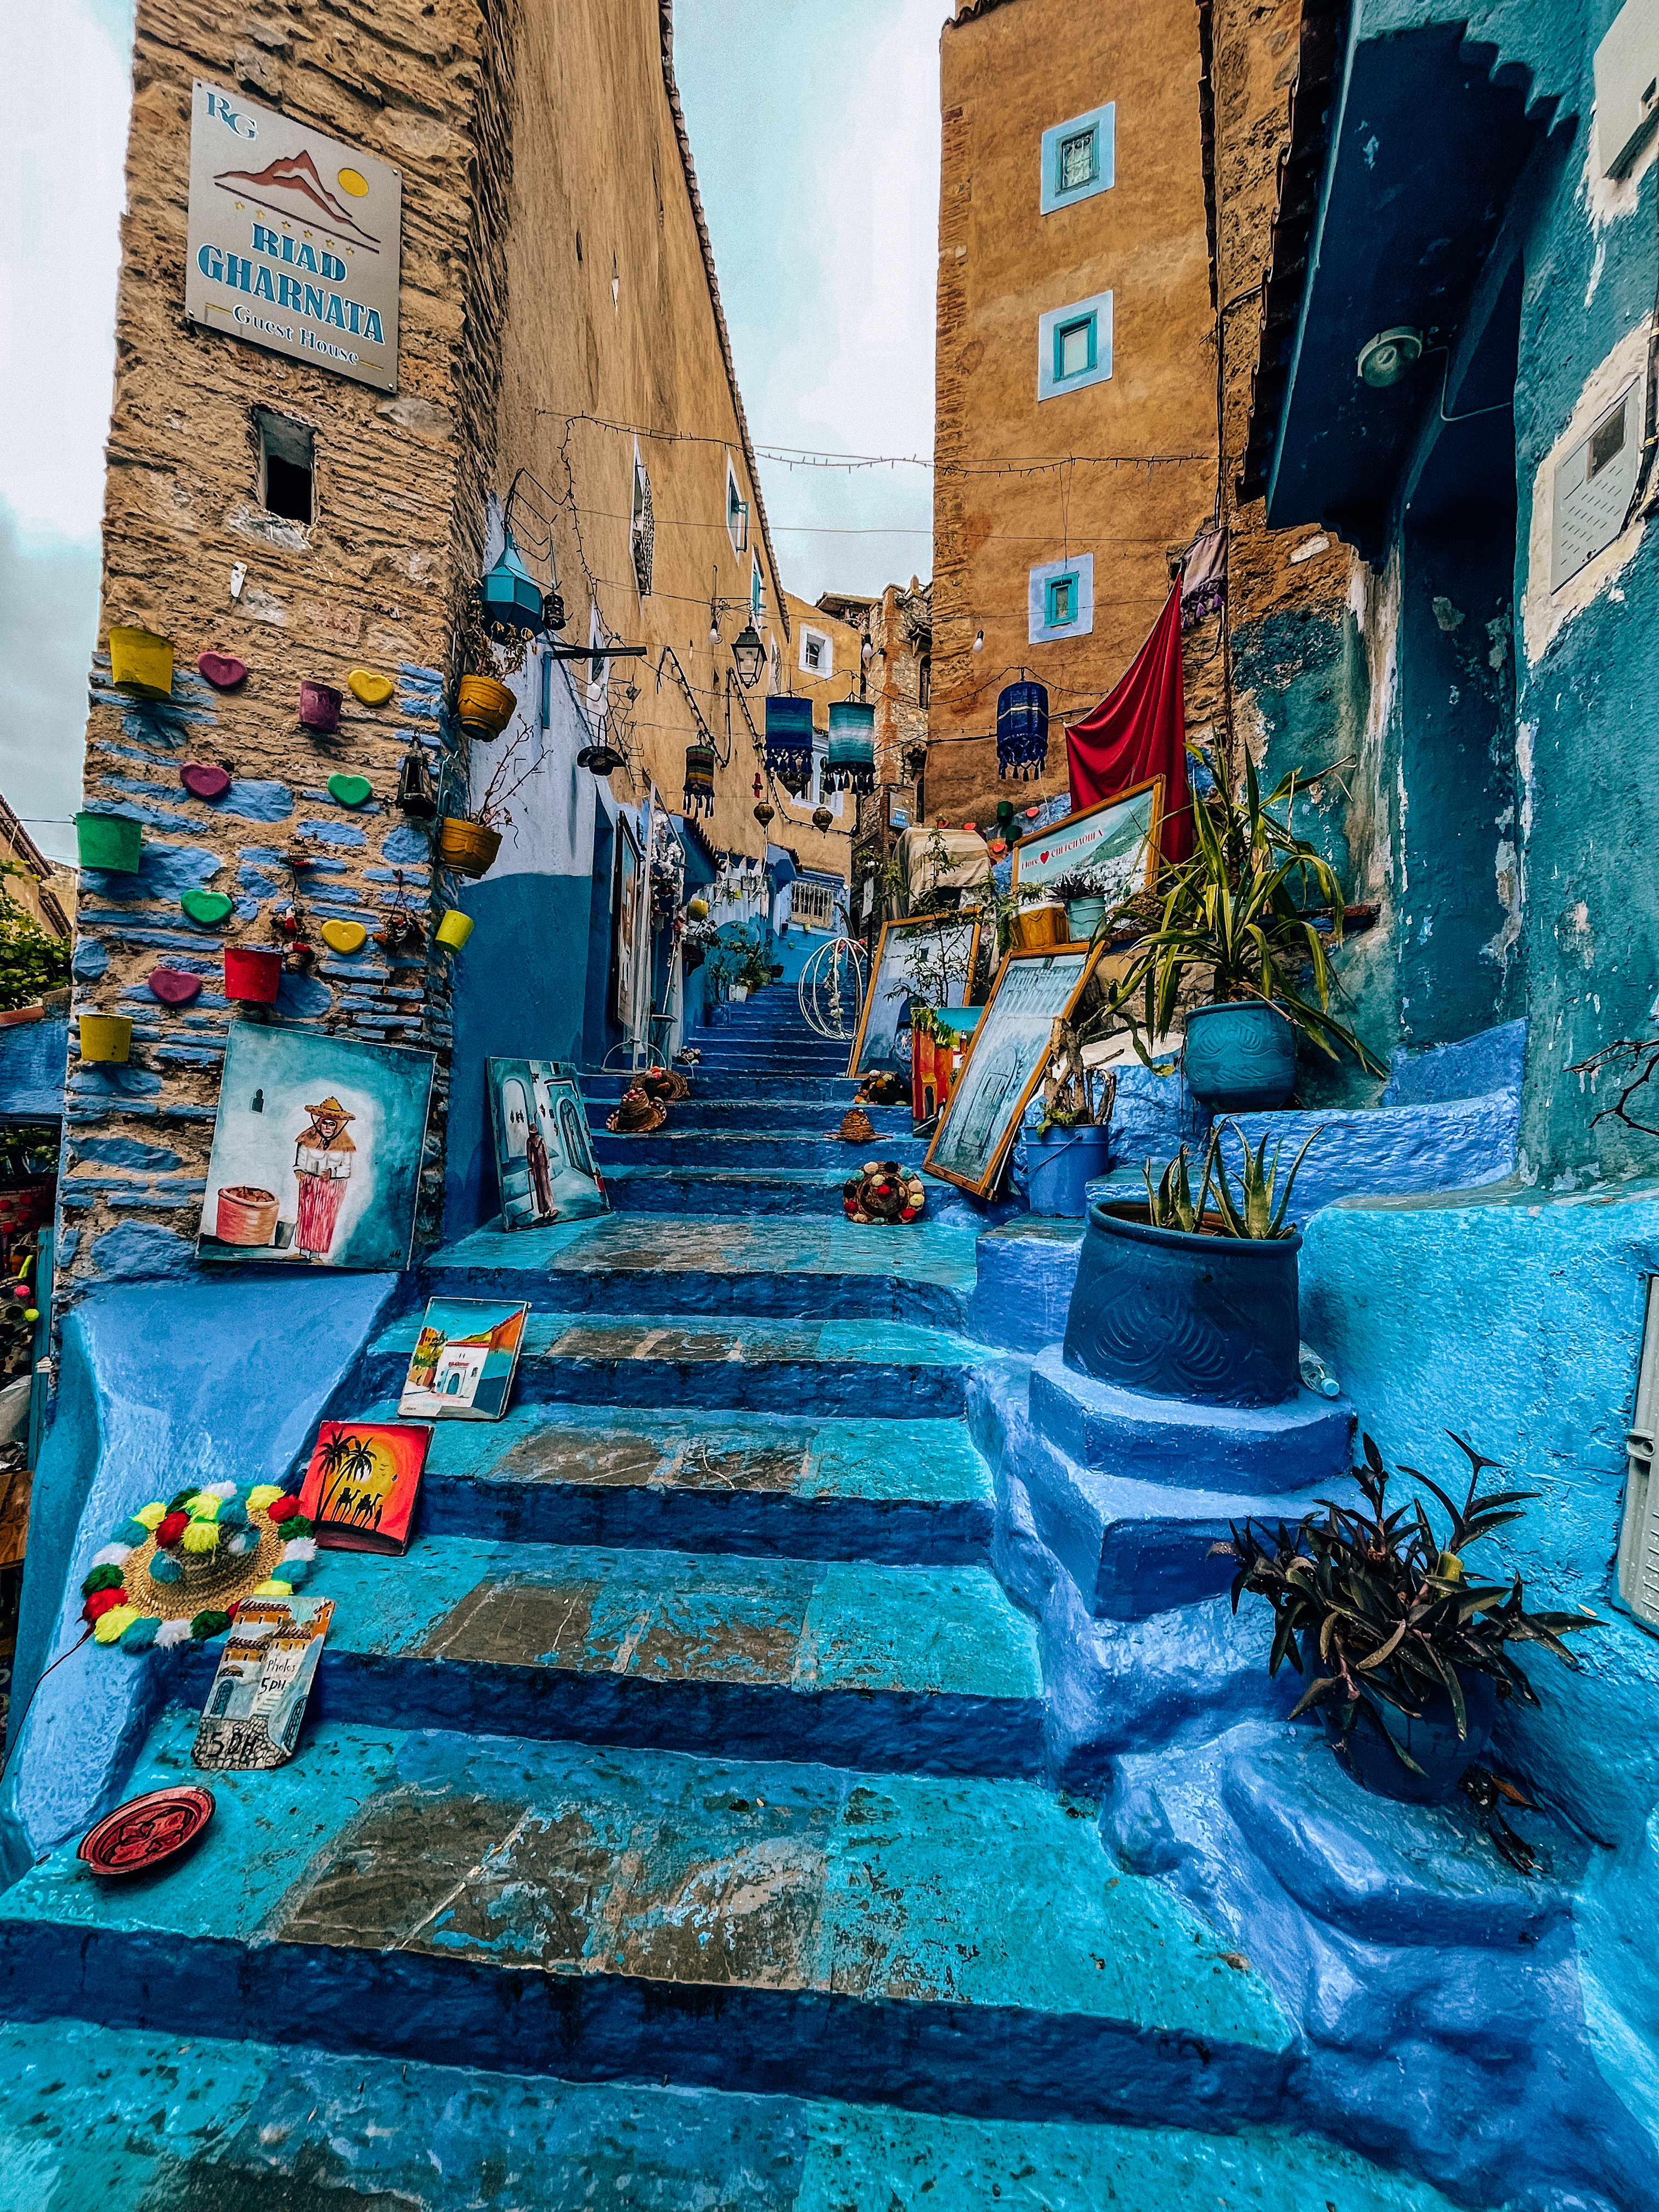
[1550,382,1643,590]
[1595,0,1659,177]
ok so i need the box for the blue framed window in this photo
[538,647,553,727]
[751,558,764,618]
[1037,292,1113,402]
[1029,554,1095,644]
[1045,573,1080,628]
[1040,103,1115,216]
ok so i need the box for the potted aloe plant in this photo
[1215,1434,1600,1803]
[1062,1122,1321,1406]
[1107,754,1383,1111]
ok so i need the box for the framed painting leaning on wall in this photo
[846,912,982,1079]
[923,944,1103,1199]
[486,1060,609,1228]
[1010,777,1162,907]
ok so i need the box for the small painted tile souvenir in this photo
[192,1595,334,1772]
[297,1420,431,1554]
[148,967,203,1007]
[78,1785,215,1877]
[326,773,373,808]
[196,652,247,691]
[399,1299,529,1422]
[180,763,232,800]
[180,889,234,926]
[319,919,368,953]
[347,669,394,707]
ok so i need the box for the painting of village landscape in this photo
[297,1419,431,1555]
[398,1298,529,1422]
[1011,778,1163,904]
[924,947,1101,1198]
[486,1060,609,1228]
[847,914,980,1077]
[193,1595,334,1773]
[198,1026,436,1272]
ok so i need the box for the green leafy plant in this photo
[1212,1434,1600,1769]
[1051,870,1104,906]
[0,891,69,1015]
[1144,1148,1199,1232]
[1105,752,1384,1074]
[1204,1120,1321,1239]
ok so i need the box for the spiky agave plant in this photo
[1201,1120,1323,1239]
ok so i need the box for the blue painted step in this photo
[409,1406,997,1562]
[604,1164,980,1221]
[593,1131,929,1169]
[583,1073,864,1104]
[0,1713,1296,2124]
[584,1096,915,1136]
[177,1539,1046,1777]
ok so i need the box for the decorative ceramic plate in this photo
[180,890,234,926]
[78,1784,215,1878]
[347,669,394,707]
[196,652,247,691]
[319,919,368,954]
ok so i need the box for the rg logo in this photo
[205,91,257,142]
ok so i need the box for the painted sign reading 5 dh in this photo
[184,82,402,394]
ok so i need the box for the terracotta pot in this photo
[437,817,502,877]
[299,679,343,732]
[457,674,516,737]
[223,946,283,1003]
[435,909,475,950]
[109,627,174,699]
[215,1184,280,1246]
[78,1014,133,1065]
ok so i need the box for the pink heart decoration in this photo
[197,652,247,691]
[148,967,203,1006]
[180,763,232,800]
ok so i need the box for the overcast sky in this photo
[0,0,943,864]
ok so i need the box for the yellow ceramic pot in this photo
[1014,904,1068,952]
[437,817,502,877]
[320,919,368,954]
[456,675,516,737]
[347,668,394,707]
[79,1014,133,1064]
[109,627,174,700]
[435,910,475,951]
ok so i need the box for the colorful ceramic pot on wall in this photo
[109,627,173,699]
[437,818,501,878]
[456,675,516,741]
[435,910,475,951]
[298,680,342,733]
[78,1014,133,1065]
[1181,999,1296,1113]
[75,813,142,874]
[223,946,283,1003]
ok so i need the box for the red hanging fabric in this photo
[1063,584,1192,862]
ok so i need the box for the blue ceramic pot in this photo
[1182,998,1296,1111]
[1062,1198,1301,1406]
[1026,1121,1111,1216]
[1327,1670,1499,1804]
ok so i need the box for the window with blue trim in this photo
[751,559,764,618]
[1057,126,1098,194]
[1040,104,1115,216]
[1054,314,1096,383]
[1045,573,1079,628]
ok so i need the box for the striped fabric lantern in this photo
[764,695,815,797]
[682,741,716,818]
[996,680,1049,780]
[824,701,876,794]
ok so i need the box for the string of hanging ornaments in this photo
[753,771,774,828]
[996,678,1050,781]
[683,738,716,817]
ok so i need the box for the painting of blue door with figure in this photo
[486,1060,609,1229]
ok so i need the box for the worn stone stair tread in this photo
[580,1073,864,1103]
[592,1132,932,1170]
[0,1713,1295,2115]
[0,2017,1470,2212]
[585,1097,915,1132]
[603,1164,969,1217]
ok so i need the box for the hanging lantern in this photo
[754,798,775,827]
[479,528,546,636]
[396,744,438,820]
[683,740,715,818]
[764,695,815,797]
[823,700,876,794]
[996,680,1049,781]
[732,622,765,689]
[577,735,624,774]
[812,804,833,832]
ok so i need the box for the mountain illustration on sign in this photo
[213,151,381,251]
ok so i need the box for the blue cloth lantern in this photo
[997,680,1049,781]
[479,529,546,636]
[764,695,815,797]
[824,701,876,794]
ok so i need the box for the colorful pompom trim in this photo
[251,1579,294,1598]
[82,1587,125,1622]
[190,1611,231,1640]
[245,1485,283,1511]
[181,1520,219,1556]
[91,1543,132,1570]
[84,1479,325,1651]
[150,1553,183,1584]
[111,1519,151,1549]
[82,1564,124,1596]
[119,1615,160,1651]
[266,1496,302,1525]
[93,1605,139,1645]
[187,1493,221,1522]
[155,1620,192,1649]
[133,1502,166,1532]
[155,1511,189,1547]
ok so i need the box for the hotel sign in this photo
[184,83,402,393]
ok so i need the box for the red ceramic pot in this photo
[299,680,342,733]
[223,946,282,1003]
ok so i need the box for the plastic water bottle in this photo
[1299,1341,1340,1398]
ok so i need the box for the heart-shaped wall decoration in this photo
[319,919,368,954]
[196,651,247,691]
[179,763,232,801]
[180,889,234,927]
[347,669,394,707]
[326,774,373,809]
[148,967,203,1006]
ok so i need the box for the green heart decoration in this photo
[328,774,373,809]
[180,889,234,927]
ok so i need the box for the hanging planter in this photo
[764,696,815,797]
[396,745,438,820]
[223,946,283,1003]
[326,773,373,809]
[996,680,1049,781]
[75,812,142,874]
[196,651,247,691]
[825,701,876,794]
[754,800,775,827]
[682,741,716,819]
[298,679,342,733]
[180,888,234,927]
[457,675,516,741]
[577,739,625,775]
[179,763,232,801]
[347,668,394,707]
[109,627,174,699]
[148,967,202,1007]
[435,910,475,951]
[437,818,502,878]
[78,1014,133,1065]
[320,919,368,955]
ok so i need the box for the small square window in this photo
[1058,127,1097,192]
[1046,575,1079,627]
[805,639,822,671]
[1056,316,1096,381]
[256,408,313,524]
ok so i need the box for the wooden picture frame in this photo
[1010,776,1163,906]
[611,816,642,1033]
[923,943,1104,1198]
[846,910,983,1079]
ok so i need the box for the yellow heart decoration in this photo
[320,919,368,954]
[347,669,394,707]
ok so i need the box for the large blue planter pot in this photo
[1026,1121,1111,1215]
[1062,1199,1301,1406]
[1182,998,1296,1111]
[1327,1671,1498,1804]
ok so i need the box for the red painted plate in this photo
[78,1784,215,1878]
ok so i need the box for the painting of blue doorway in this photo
[486,1060,610,1228]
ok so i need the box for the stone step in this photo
[413,1406,996,1562]
[364,1308,980,1415]
[0,2015,1468,2211]
[584,1095,915,1135]
[178,1539,1046,1777]
[420,1217,979,1327]
[582,1072,864,1104]
[593,1130,929,1170]
[604,1164,979,1220]
[0,1714,1295,2123]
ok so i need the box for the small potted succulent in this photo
[1049,870,1108,945]
[1215,1434,1600,1803]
